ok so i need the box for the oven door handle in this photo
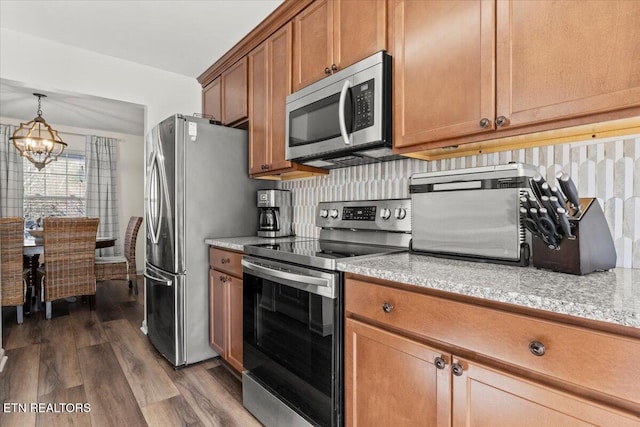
[241,259,336,298]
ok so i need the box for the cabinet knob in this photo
[221,258,230,264]
[434,357,446,370]
[219,275,227,283]
[381,302,393,313]
[451,362,464,376]
[331,64,338,72]
[495,116,508,127]
[261,164,269,170]
[324,67,331,75]
[479,118,491,128]
[528,340,546,356]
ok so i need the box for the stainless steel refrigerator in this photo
[144,114,267,367]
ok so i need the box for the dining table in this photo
[22,236,116,313]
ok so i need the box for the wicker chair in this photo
[39,217,100,320]
[0,217,28,324]
[95,216,142,294]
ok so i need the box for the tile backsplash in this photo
[279,134,640,269]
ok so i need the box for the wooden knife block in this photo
[532,198,616,275]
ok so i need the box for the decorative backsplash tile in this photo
[280,135,640,269]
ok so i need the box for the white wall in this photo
[1,27,204,269]
[0,28,201,135]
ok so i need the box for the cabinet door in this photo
[393,0,495,148]
[248,41,270,175]
[334,0,387,71]
[293,0,333,91]
[222,57,248,125]
[268,23,293,171]
[452,357,640,427]
[209,269,226,356]
[496,0,640,130]
[345,318,451,427]
[203,77,222,122]
[226,275,243,373]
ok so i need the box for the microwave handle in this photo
[338,80,352,145]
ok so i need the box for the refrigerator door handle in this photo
[144,272,173,287]
[147,149,162,245]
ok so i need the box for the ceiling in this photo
[0,0,284,135]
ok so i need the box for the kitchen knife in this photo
[555,207,575,240]
[550,185,567,206]
[557,172,582,217]
[540,182,553,198]
[530,174,546,203]
[540,195,559,222]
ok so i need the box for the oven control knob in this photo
[320,209,329,218]
[380,208,391,220]
[329,209,339,219]
[395,208,407,220]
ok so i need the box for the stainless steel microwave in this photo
[285,51,397,169]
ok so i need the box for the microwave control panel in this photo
[353,79,375,131]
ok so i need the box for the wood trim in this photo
[251,163,329,180]
[395,107,640,159]
[198,0,314,86]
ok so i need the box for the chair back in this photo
[42,217,100,302]
[124,216,143,273]
[0,217,25,306]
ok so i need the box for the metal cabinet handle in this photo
[434,357,446,370]
[324,67,331,75]
[221,258,230,264]
[451,362,464,376]
[495,115,508,127]
[219,275,227,283]
[382,302,393,313]
[331,64,338,72]
[261,164,269,170]
[529,340,546,356]
[479,118,490,128]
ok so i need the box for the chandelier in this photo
[10,93,67,170]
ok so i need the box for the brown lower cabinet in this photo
[345,276,640,426]
[209,247,244,373]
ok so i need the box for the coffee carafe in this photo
[257,190,293,237]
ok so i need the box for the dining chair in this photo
[0,217,29,324]
[39,217,100,320]
[95,216,143,294]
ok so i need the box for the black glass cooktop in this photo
[244,239,404,271]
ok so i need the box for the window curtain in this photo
[0,124,24,218]
[86,136,120,256]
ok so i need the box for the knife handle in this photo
[540,182,553,198]
[558,173,582,216]
[550,185,567,205]
[540,196,558,223]
[530,174,546,203]
[556,207,575,239]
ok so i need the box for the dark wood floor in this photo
[1,279,262,427]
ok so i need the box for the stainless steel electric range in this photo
[241,199,412,427]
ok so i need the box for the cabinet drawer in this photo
[209,247,243,277]
[345,278,640,406]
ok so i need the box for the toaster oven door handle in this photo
[338,80,352,145]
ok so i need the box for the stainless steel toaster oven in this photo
[409,163,537,266]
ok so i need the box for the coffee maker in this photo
[257,189,293,238]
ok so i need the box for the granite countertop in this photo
[337,252,640,329]
[204,235,309,252]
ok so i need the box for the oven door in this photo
[242,256,341,427]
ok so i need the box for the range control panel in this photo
[317,199,411,232]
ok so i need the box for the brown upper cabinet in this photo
[293,0,387,91]
[249,23,294,176]
[202,58,248,126]
[393,0,640,150]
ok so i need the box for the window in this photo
[23,151,86,227]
